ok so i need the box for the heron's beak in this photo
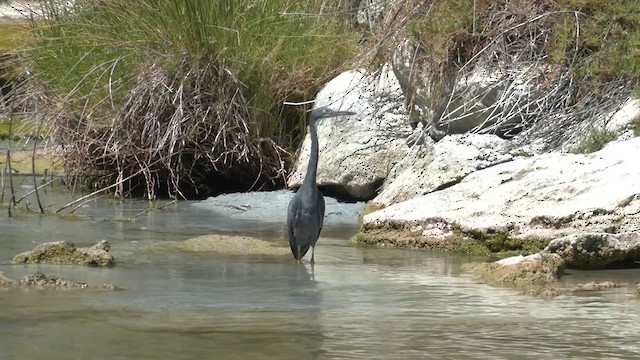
[325,109,356,118]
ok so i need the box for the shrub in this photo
[26,0,358,198]
[570,126,619,153]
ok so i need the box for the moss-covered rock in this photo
[162,234,290,258]
[11,240,115,266]
[0,271,120,290]
[470,253,565,286]
[544,232,640,269]
[352,223,550,257]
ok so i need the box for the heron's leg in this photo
[310,246,315,264]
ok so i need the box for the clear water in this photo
[1,177,640,359]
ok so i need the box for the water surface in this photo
[1,178,640,359]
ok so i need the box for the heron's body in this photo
[287,106,355,263]
[287,182,325,261]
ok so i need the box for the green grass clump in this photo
[552,0,640,79]
[407,0,479,69]
[27,0,358,150]
[406,0,639,89]
[0,21,32,51]
[570,126,619,153]
[22,0,359,197]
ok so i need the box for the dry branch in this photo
[51,57,287,199]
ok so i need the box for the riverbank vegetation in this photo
[374,0,639,149]
[1,0,638,201]
[21,0,359,199]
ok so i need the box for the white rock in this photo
[495,254,525,266]
[364,136,640,239]
[288,67,413,200]
[605,97,640,132]
[371,134,513,208]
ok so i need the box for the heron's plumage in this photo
[287,184,324,260]
[287,106,355,263]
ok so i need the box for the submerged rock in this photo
[164,234,290,258]
[11,240,115,266]
[0,271,120,290]
[471,253,565,286]
[572,281,622,292]
[544,232,640,269]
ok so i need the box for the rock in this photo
[391,35,549,140]
[287,67,413,200]
[11,240,115,266]
[471,253,565,285]
[0,272,14,285]
[605,97,640,133]
[18,272,88,287]
[434,65,548,137]
[572,281,621,291]
[544,233,640,269]
[371,134,513,208]
[0,271,120,290]
[163,234,290,257]
[362,137,640,248]
[194,190,365,226]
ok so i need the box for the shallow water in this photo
[1,178,640,359]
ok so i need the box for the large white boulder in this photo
[370,133,513,209]
[364,136,640,239]
[288,67,415,200]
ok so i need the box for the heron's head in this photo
[310,106,356,122]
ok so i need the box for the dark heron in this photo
[287,106,356,263]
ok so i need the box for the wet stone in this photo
[11,240,115,266]
[471,253,565,285]
[163,234,290,258]
[572,281,622,291]
[0,272,120,290]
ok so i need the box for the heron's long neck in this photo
[304,120,319,187]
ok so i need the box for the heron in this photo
[287,106,356,264]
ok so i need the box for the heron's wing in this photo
[316,191,325,239]
[287,195,302,246]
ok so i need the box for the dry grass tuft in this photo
[57,58,287,199]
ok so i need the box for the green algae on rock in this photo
[352,223,550,257]
[11,240,115,266]
[544,232,640,269]
[470,253,565,285]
